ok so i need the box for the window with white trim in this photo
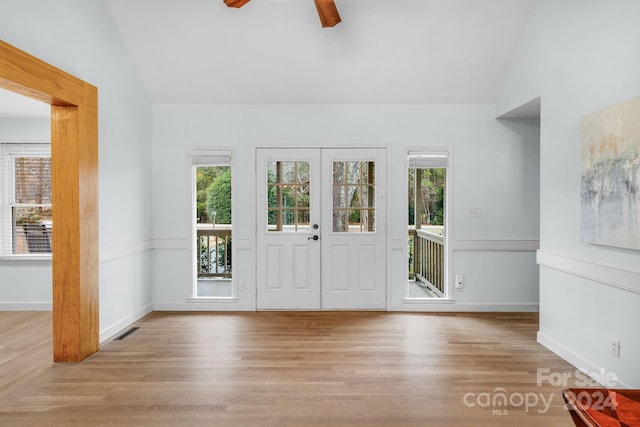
[0,142,52,257]
[191,150,233,298]
[407,150,448,299]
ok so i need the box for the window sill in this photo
[401,297,455,304]
[0,255,52,264]
[186,297,239,303]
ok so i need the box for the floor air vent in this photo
[114,326,140,340]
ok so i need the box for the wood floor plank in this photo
[0,311,589,426]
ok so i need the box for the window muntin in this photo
[332,161,375,233]
[266,160,311,233]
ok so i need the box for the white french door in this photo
[256,148,321,309]
[256,148,387,310]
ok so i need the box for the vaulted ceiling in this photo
[0,0,537,116]
[106,0,537,104]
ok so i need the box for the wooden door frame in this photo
[0,41,99,362]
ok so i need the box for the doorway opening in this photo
[1,40,99,362]
[192,153,233,298]
[407,151,448,299]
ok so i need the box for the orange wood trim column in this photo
[51,91,99,362]
[0,40,99,362]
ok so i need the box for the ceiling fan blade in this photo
[224,0,251,8]
[313,0,341,27]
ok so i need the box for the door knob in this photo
[308,235,319,241]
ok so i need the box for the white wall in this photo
[0,258,52,310]
[0,118,49,140]
[151,105,540,311]
[0,0,153,340]
[0,118,52,309]
[497,0,640,387]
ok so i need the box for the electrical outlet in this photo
[468,207,482,218]
[610,337,620,358]
[241,280,247,291]
[455,274,464,290]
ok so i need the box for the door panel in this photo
[358,245,376,290]
[293,244,312,290]
[330,245,349,291]
[265,245,283,291]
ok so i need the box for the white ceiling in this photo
[0,0,537,117]
[106,0,537,104]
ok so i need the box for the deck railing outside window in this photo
[409,227,444,296]
[197,224,231,278]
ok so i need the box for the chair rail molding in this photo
[537,250,640,295]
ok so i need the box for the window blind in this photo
[408,150,449,168]
[190,149,232,166]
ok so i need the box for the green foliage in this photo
[217,237,232,272]
[408,167,445,226]
[206,169,232,224]
[196,166,227,223]
[432,185,445,224]
[408,236,414,273]
[200,237,232,273]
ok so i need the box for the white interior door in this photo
[256,148,386,310]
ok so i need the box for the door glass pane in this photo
[267,162,278,184]
[332,161,375,232]
[362,186,375,208]
[267,160,311,232]
[333,161,347,184]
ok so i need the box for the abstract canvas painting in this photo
[581,97,640,250]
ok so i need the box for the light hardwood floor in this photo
[0,311,589,426]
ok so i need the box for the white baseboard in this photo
[388,302,539,312]
[0,301,52,311]
[153,301,256,311]
[99,303,153,343]
[537,331,631,389]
